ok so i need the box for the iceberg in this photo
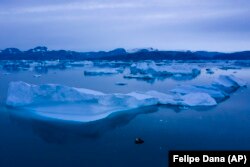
[126,61,201,81]
[124,74,155,80]
[6,82,215,109]
[6,82,159,122]
[68,61,93,67]
[84,68,120,76]
[172,75,246,102]
[212,75,247,93]
[171,85,229,101]
[130,62,200,76]
[145,91,216,106]
[6,75,246,122]
[33,74,41,78]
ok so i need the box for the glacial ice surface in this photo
[6,75,246,122]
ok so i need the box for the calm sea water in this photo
[0,62,250,167]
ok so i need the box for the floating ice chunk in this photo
[123,74,154,80]
[171,74,199,81]
[172,75,246,101]
[123,67,155,82]
[44,60,60,66]
[131,62,200,75]
[212,75,246,93]
[84,68,120,76]
[33,74,41,78]
[160,65,200,76]
[181,93,217,106]
[6,75,246,122]
[146,91,216,106]
[226,75,247,87]
[171,85,228,101]
[68,61,93,67]
[6,82,159,122]
[130,62,153,74]
[127,62,201,81]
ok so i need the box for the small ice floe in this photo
[84,68,120,76]
[68,61,93,67]
[179,106,189,110]
[43,60,61,67]
[124,74,154,80]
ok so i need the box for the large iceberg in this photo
[6,82,160,122]
[6,81,216,108]
[124,61,201,81]
[6,75,246,122]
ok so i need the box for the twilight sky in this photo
[0,0,249,52]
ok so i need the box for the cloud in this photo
[0,1,143,14]
[0,0,250,51]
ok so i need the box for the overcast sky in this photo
[0,0,249,52]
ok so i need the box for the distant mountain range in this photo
[0,46,250,60]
